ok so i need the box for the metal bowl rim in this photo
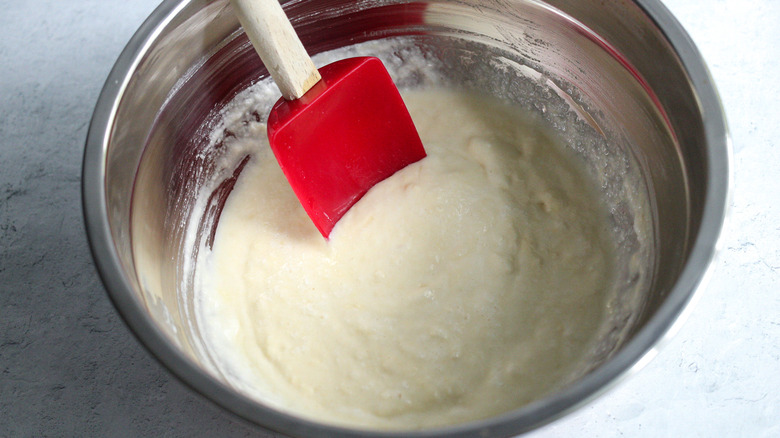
[81,0,731,435]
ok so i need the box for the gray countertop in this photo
[1,0,777,436]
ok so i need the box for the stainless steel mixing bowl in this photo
[83,0,729,436]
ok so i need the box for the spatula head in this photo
[267,56,426,238]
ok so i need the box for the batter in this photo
[196,88,615,429]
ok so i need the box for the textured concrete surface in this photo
[0,0,778,437]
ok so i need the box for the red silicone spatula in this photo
[230,0,426,238]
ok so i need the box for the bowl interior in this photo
[87,0,723,435]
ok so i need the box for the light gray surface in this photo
[0,0,776,437]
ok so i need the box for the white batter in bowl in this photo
[195,87,616,429]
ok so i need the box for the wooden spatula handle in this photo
[231,0,322,100]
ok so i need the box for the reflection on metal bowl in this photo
[83,0,729,436]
